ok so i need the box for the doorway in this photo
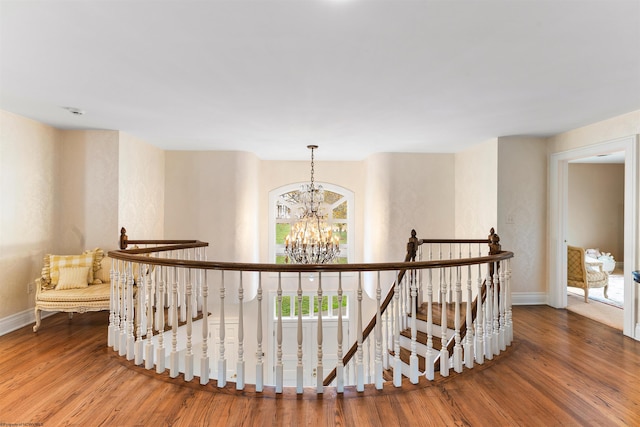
[548,136,638,340]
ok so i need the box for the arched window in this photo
[269,183,353,264]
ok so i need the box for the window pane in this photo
[333,201,347,219]
[275,255,287,265]
[281,296,291,317]
[331,295,348,317]
[323,190,342,205]
[275,223,291,244]
[294,296,311,316]
[333,223,347,244]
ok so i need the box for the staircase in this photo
[389,299,474,379]
[110,227,513,394]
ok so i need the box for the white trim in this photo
[549,135,638,340]
[0,308,56,336]
[511,292,547,306]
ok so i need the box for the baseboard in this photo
[0,308,56,336]
[511,292,547,306]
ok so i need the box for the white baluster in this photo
[218,271,226,387]
[366,334,371,384]
[464,262,474,370]
[383,309,389,370]
[170,268,179,378]
[493,267,500,356]
[399,269,405,331]
[255,272,263,392]
[236,272,244,390]
[410,269,419,383]
[475,263,485,365]
[111,260,121,351]
[425,267,435,380]
[133,263,144,363]
[316,273,324,394]
[180,253,187,323]
[499,262,506,352]
[156,265,166,374]
[126,264,136,360]
[199,253,209,384]
[448,244,453,303]
[194,249,201,316]
[484,267,494,361]
[418,245,424,306]
[336,272,344,393]
[185,271,194,382]
[295,273,304,394]
[145,265,155,369]
[440,267,449,376]
[393,273,402,387]
[453,266,463,373]
[375,272,383,389]
[108,261,116,348]
[356,272,364,392]
[506,259,514,345]
[119,262,130,356]
[276,273,283,393]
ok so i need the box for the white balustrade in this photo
[107,230,513,394]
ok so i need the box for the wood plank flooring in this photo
[1,306,639,426]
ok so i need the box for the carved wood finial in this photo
[119,227,128,250]
[407,229,419,261]
[488,227,501,255]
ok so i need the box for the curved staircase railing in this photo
[108,227,513,393]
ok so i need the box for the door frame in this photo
[548,135,638,339]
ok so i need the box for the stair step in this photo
[399,328,444,350]
[412,302,470,330]
[389,347,426,372]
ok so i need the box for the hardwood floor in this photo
[1,306,639,426]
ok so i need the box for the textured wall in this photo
[0,111,60,318]
[568,163,625,260]
[58,130,119,253]
[454,139,498,239]
[497,136,548,295]
[118,132,165,240]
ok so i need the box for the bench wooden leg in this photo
[33,308,41,332]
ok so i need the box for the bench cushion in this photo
[37,282,111,302]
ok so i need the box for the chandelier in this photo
[284,145,340,264]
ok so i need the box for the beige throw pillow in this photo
[55,266,91,290]
[49,253,95,286]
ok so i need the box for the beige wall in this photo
[365,153,456,263]
[0,111,60,318]
[58,130,120,253]
[454,138,498,238]
[568,163,625,260]
[118,132,165,240]
[164,151,259,263]
[497,136,548,295]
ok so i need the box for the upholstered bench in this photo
[33,248,111,332]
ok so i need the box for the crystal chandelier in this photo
[284,145,340,264]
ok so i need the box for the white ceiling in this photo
[1,0,639,160]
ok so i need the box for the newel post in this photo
[120,227,128,250]
[488,227,501,276]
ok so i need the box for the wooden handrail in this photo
[323,228,503,385]
[111,227,513,388]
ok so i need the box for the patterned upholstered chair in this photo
[567,245,609,303]
[33,248,111,332]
